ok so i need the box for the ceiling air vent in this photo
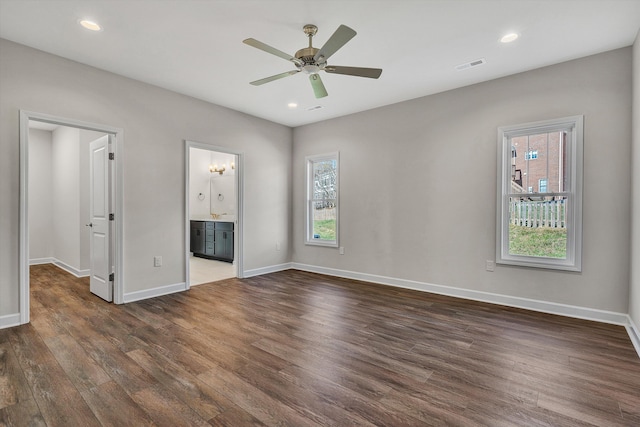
[455,58,487,71]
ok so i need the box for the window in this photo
[525,150,538,160]
[539,178,548,193]
[496,116,583,271]
[306,152,339,247]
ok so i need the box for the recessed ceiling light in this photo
[287,102,298,109]
[79,19,102,32]
[500,33,519,43]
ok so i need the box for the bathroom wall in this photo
[189,147,236,220]
[209,153,236,217]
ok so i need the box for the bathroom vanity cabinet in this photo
[190,220,234,262]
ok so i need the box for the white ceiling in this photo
[1,0,639,127]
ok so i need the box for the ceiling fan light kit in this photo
[243,24,382,99]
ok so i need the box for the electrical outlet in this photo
[276,242,281,251]
[486,260,495,272]
[154,256,162,267]
[339,247,345,255]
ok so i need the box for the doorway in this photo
[19,111,124,324]
[185,141,243,288]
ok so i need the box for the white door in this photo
[89,135,112,301]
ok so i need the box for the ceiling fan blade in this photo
[250,70,300,86]
[309,74,328,98]
[243,38,302,65]
[325,66,383,79]
[313,24,356,62]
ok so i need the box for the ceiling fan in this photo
[243,24,382,98]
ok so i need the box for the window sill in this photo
[305,240,338,248]
[497,257,581,272]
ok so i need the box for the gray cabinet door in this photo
[214,230,226,258]
[190,221,205,254]
[214,222,234,261]
[213,229,233,261]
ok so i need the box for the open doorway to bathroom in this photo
[186,142,242,287]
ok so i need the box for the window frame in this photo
[305,152,339,247]
[496,115,583,271]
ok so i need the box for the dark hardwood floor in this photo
[1,264,639,426]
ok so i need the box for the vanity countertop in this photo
[190,216,235,223]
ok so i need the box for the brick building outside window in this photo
[511,131,566,195]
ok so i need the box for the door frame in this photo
[185,140,244,288]
[19,110,125,324]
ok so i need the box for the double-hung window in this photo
[496,116,583,271]
[306,152,339,247]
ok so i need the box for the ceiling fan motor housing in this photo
[295,47,325,74]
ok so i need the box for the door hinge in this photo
[109,213,114,221]
[109,153,115,160]
[109,273,114,282]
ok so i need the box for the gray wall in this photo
[0,39,292,316]
[631,31,640,329]
[51,126,81,270]
[293,47,632,314]
[28,129,53,261]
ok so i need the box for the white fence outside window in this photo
[509,199,566,228]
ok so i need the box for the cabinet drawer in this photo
[205,222,215,231]
[215,222,234,231]
[190,220,205,230]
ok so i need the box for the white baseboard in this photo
[123,282,187,303]
[242,262,292,278]
[627,317,640,358]
[0,313,21,329]
[29,257,54,265]
[290,262,630,326]
[52,260,90,278]
[31,258,90,278]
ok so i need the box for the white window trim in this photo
[305,152,339,247]
[496,115,583,271]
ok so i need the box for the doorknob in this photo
[86,223,93,227]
